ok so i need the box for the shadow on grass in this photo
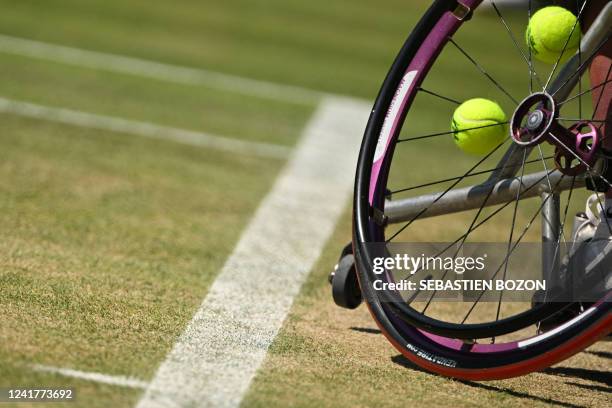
[392,355,584,408]
[350,327,381,335]
[583,350,612,359]
[457,381,585,408]
[543,366,612,387]
[391,355,432,375]
[564,381,612,393]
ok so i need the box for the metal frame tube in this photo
[541,191,561,283]
[385,171,584,224]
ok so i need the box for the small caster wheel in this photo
[329,243,362,309]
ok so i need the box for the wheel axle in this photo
[510,92,602,176]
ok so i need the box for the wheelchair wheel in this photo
[352,0,611,379]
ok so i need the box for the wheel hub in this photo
[526,110,545,131]
[510,92,601,176]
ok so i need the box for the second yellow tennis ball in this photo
[451,98,507,155]
[526,6,581,64]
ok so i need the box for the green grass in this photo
[0,54,313,146]
[0,0,608,407]
[0,0,432,99]
[0,114,281,381]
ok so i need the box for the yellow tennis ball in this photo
[526,6,581,64]
[451,98,507,155]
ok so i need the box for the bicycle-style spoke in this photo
[461,175,565,325]
[547,132,612,235]
[587,173,612,235]
[419,152,519,314]
[548,132,612,189]
[558,118,608,123]
[578,38,583,118]
[386,138,509,243]
[592,65,611,132]
[491,1,544,90]
[402,169,557,283]
[560,175,577,243]
[419,199,493,312]
[492,147,528,333]
[397,122,509,143]
[537,144,567,246]
[448,37,519,105]
[551,32,612,97]
[388,156,553,196]
[558,78,612,106]
[591,66,611,121]
[528,0,534,93]
[543,0,589,91]
[418,87,461,105]
[537,145,555,194]
[555,176,576,257]
[541,175,577,307]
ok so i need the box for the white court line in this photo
[136,97,371,408]
[0,34,327,105]
[0,97,291,159]
[31,364,149,389]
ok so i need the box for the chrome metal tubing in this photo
[385,171,584,224]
